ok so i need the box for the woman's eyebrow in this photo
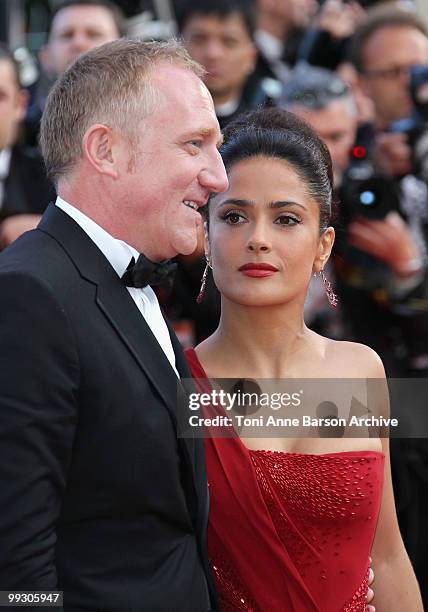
[268,200,307,210]
[217,199,254,208]
[216,199,307,210]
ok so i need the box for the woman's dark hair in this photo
[206,107,334,231]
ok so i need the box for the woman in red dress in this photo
[185,108,422,611]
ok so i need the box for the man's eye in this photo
[188,140,203,150]
[223,211,245,224]
[275,215,300,226]
[223,38,239,49]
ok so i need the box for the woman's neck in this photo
[197,298,317,378]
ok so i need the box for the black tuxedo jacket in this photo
[0,204,217,612]
[1,146,55,220]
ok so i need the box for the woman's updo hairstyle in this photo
[207,107,334,231]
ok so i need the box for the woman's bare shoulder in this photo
[319,335,386,379]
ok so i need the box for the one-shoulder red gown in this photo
[185,348,385,612]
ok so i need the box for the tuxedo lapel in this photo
[166,320,209,529]
[96,281,180,422]
[167,323,217,608]
[38,205,178,414]
[95,270,200,531]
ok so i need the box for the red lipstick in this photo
[238,263,279,277]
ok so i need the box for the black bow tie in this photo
[122,254,177,289]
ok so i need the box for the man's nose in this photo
[70,32,93,54]
[199,150,229,194]
[397,65,413,89]
[205,39,224,61]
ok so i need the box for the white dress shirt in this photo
[255,30,284,64]
[0,148,12,209]
[254,30,290,82]
[55,196,179,376]
[215,98,240,118]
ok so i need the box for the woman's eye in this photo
[223,211,245,224]
[275,215,300,226]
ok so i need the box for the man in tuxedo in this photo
[0,39,227,611]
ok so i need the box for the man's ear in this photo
[357,72,371,98]
[82,124,119,179]
[15,88,28,122]
[313,227,335,273]
[39,45,53,74]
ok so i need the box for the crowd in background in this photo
[1,0,428,605]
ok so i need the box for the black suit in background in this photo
[1,145,55,220]
[0,204,216,612]
[252,28,304,86]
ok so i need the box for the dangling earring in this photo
[196,258,211,304]
[320,269,338,308]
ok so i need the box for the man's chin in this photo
[172,240,199,257]
[170,231,199,257]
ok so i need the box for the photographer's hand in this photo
[348,211,422,277]
[373,133,412,177]
[315,0,365,39]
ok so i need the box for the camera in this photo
[341,123,401,220]
[341,66,428,219]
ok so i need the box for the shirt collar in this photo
[215,98,240,117]
[0,148,12,180]
[255,29,284,63]
[55,195,139,278]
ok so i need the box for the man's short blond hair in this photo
[40,39,205,185]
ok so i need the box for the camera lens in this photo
[359,191,377,206]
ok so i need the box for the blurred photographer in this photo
[350,6,428,173]
[347,5,428,373]
[351,6,428,128]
